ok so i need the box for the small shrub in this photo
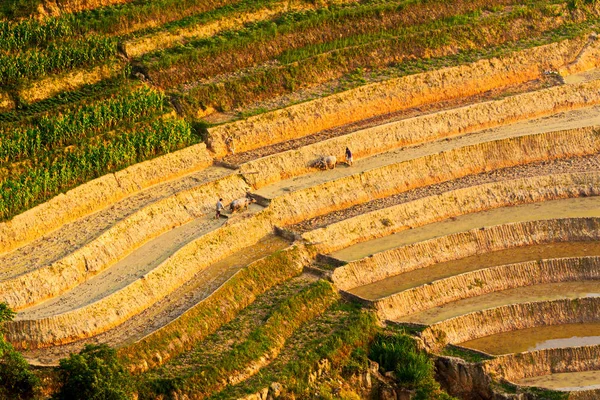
[53,344,134,400]
[0,302,40,400]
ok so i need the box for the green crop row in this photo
[0,35,117,86]
[2,0,247,37]
[0,118,196,221]
[0,16,74,53]
[0,86,166,164]
[0,75,130,124]
[143,0,543,88]
[143,280,339,398]
[183,0,589,114]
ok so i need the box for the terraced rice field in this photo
[2,0,600,398]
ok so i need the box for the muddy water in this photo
[401,281,600,325]
[332,196,600,262]
[460,323,600,355]
[350,242,600,300]
[564,68,600,85]
[517,370,600,391]
[17,207,261,320]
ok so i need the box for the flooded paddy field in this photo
[350,242,600,300]
[400,281,600,325]
[331,196,600,262]
[517,370,600,391]
[460,323,600,355]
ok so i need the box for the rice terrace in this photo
[2,0,600,398]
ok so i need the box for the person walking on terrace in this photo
[345,147,353,166]
[216,198,224,219]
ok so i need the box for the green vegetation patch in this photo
[140,278,339,398]
[370,332,457,400]
[206,301,379,399]
[0,117,196,221]
[119,245,311,370]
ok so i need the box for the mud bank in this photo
[332,218,600,291]
[6,208,276,350]
[0,174,248,311]
[207,37,589,157]
[0,143,213,256]
[304,172,600,254]
[373,257,600,321]
[420,297,600,350]
[240,80,600,188]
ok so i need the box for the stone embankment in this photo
[332,218,600,291]
[239,80,600,188]
[207,36,590,157]
[0,143,212,255]
[0,174,248,310]
[419,297,600,350]
[304,172,600,254]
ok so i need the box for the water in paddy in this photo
[349,242,600,300]
[518,370,600,391]
[460,323,600,355]
[331,196,600,262]
[401,281,600,324]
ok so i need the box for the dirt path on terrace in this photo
[290,154,600,234]
[16,203,263,320]
[331,197,600,262]
[254,105,600,200]
[401,281,600,324]
[22,235,289,366]
[351,242,600,301]
[0,166,232,282]
[222,79,553,166]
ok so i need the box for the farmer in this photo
[345,147,353,166]
[215,198,224,219]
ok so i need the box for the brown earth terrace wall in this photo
[11,126,598,348]
[0,143,212,255]
[6,207,278,350]
[268,127,600,228]
[419,295,600,351]
[332,218,600,291]
[0,174,249,311]
[240,79,600,189]
[483,344,600,383]
[207,37,589,157]
[304,172,600,255]
[374,257,600,322]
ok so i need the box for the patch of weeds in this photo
[439,345,493,363]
